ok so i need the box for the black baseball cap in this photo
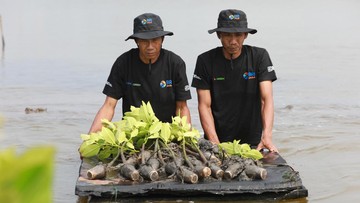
[208,9,257,34]
[125,13,173,41]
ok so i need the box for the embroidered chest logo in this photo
[126,82,141,87]
[243,72,256,80]
[160,80,172,88]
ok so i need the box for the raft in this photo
[75,151,308,201]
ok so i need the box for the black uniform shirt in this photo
[103,48,191,122]
[191,45,277,145]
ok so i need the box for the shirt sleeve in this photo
[257,49,277,82]
[191,54,211,90]
[174,57,192,101]
[102,56,124,100]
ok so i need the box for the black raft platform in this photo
[75,152,308,201]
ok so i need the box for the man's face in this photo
[218,32,248,58]
[136,37,163,63]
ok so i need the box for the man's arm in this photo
[256,81,278,152]
[88,96,118,133]
[197,89,220,144]
[175,100,191,125]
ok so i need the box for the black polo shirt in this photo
[191,45,277,145]
[103,48,191,122]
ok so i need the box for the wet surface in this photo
[75,152,307,200]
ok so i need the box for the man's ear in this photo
[245,33,248,39]
[216,32,221,39]
[134,39,139,46]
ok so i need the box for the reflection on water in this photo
[1,0,360,202]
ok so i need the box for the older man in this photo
[191,9,278,152]
[89,13,191,133]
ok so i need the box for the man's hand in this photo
[256,134,278,153]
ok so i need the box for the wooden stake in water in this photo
[0,15,4,56]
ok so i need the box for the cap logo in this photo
[229,14,240,20]
[141,18,153,25]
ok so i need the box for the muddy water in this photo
[0,0,359,202]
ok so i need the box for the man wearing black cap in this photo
[89,13,191,133]
[191,9,278,152]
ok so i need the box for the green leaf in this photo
[135,121,147,128]
[126,142,135,150]
[146,101,155,117]
[85,132,101,143]
[160,123,171,143]
[181,116,188,129]
[98,146,113,160]
[183,131,198,138]
[242,150,263,160]
[0,147,55,203]
[139,101,150,122]
[177,133,184,142]
[124,106,140,120]
[101,119,117,131]
[172,116,181,125]
[125,117,137,128]
[80,134,90,141]
[137,129,149,136]
[130,128,139,139]
[116,120,127,131]
[149,121,162,134]
[148,132,160,139]
[136,138,145,149]
[219,140,263,160]
[79,142,100,158]
[100,127,116,146]
[116,131,128,144]
[219,142,232,154]
[240,143,251,153]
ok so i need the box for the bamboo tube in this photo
[139,165,159,181]
[165,162,177,175]
[120,164,140,181]
[244,165,267,180]
[179,167,198,184]
[195,165,211,178]
[209,163,224,179]
[87,164,106,180]
[224,162,243,180]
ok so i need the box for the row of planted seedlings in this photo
[79,101,267,184]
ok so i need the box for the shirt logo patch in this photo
[243,72,256,80]
[193,74,202,80]
[160,80,173,88]
[267,66,275,72]
[106,81,113,87]
[213,77,225,81]
[184,85,190,91]
[126,82,141,87]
